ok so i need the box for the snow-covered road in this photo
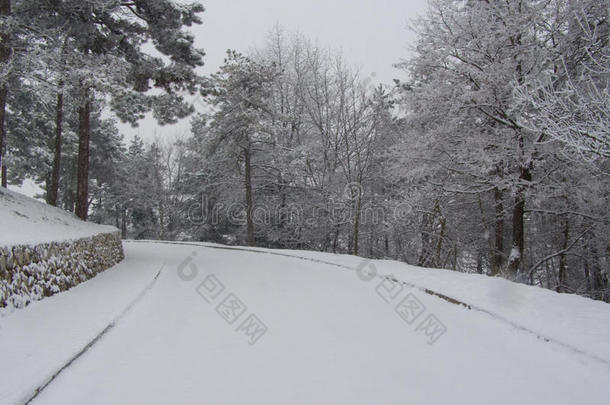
[2,241,609,405]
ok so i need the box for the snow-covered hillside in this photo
[0,189,117,247]
[1,241,609,405]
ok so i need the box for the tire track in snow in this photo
[22,265,164,405]
[127,240,610,370]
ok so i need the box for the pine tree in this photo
[12,0,205,219]
[202,51,277,246]
[0,0,11,187]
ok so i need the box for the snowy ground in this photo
[0,188,116,246]
[1,240,609,404]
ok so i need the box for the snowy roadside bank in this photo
[0,189,124,309]
[0,189,117,247]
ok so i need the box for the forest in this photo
[1,0,608,301]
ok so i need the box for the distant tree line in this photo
[1,1,608,301]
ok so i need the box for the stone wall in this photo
[0,231,124,308]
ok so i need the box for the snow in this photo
[0,188,117,247]
[8,179,42,200]
[1,240,609,404]
[190,242,610,364]
[508,246,521,261]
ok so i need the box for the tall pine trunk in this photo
[121,204,127,239]
[0,0,10,188]
[75,93,90,220]
[47,91,63,206]
[0,85,6,188]
[244,144,254,246]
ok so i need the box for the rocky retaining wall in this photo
[0,232,124,308]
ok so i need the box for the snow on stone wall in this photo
[0,231,124,308]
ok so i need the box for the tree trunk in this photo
[583,255,591,295]
[507,133,532,278]
[347,231,353,255]
[114,204,120,228]
[476,249,483,274]
[588,240,606,301]
[353,191,362,256]
[244,145,254,246]
[332,227,339,253]
[121,204,127,239]
[556,219,569,292]
[418,212,433,267]
[75,95,91,220]
[63,156,76,212]
[507,192,525,277]
[436,214,446,267]
[0,0,11,188]
[384,234,390,257]
[159,199,166,240]
[0,86,6,188]
[491,187,504,276]
[47,91,63,206]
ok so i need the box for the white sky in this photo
[120,0,429,144]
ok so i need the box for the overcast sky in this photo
[120,0,429,143]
